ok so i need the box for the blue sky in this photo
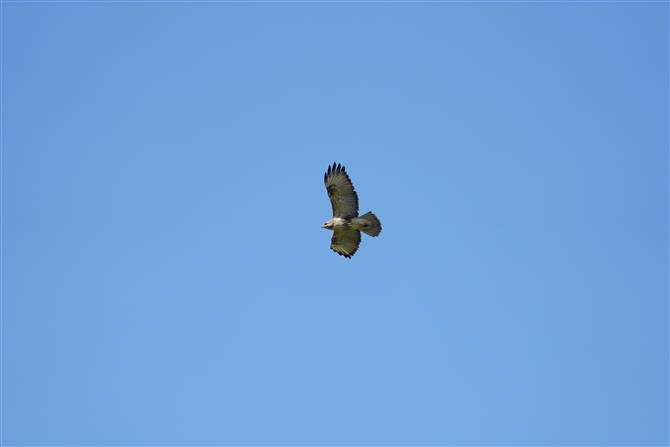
[3,2,668,445]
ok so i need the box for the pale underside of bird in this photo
[322,162,382,258]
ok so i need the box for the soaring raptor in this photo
[322,162,382,258]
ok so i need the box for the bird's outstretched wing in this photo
[330,230,361,259]
[325,162,359,218]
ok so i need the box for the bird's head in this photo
[321,221,333,229]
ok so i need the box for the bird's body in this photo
[322,162,381,258]
[323,216,351,230]
[323,214,380,233]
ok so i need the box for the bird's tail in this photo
[360,211,382,237]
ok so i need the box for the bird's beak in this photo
[321,224,326,228]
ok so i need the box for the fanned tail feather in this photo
[360,211,382,237]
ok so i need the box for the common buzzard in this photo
[322,162,382,258]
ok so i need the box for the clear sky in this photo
[3,1,668,445]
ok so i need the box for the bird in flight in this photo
[322,162,382,258]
